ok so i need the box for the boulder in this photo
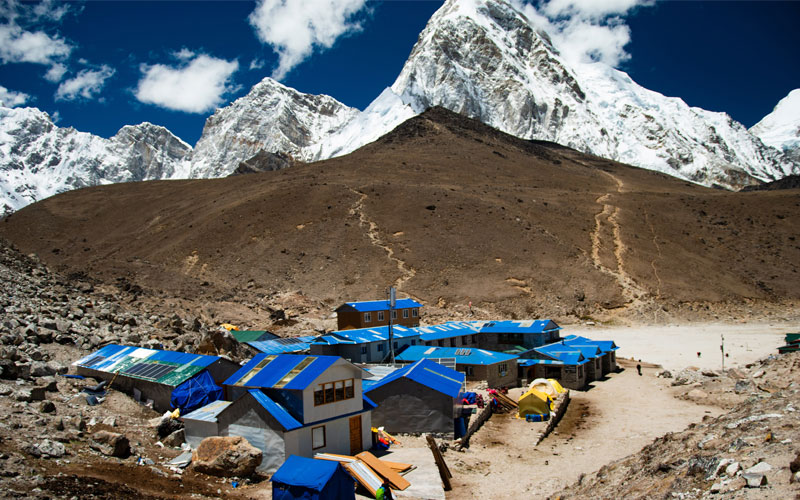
[742,472,767,488]
[745,462,772,474]
[90,431,131,458]
[790,452,800,474]
[156,415,183,438]
[163,428,185,448]
[734,380,754,394]
[687,388,708,400]
[27,439,66,458]
[191,436,262,477]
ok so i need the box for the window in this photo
[378,343,384,352]
[403,309,409,318]
[471,334,477,344]
[312,426,326,449]
[377,311,385,321]
[364,312,371,323]
[360,346,367,354]
[391,310,397,320]
[393,341,398,349]
[438,340,444,347]
[411,339,416,346]
[411,308,418,317]
[466,366,474,376]
[498,362,508,375]
[462,335,469,345]
[314,378,356,406]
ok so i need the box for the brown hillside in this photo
[1,107,799,328]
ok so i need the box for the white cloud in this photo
[249,58,265,70]
[51,110,61,123]
[55,65,115,101]
[135,54,239,113]
[0,24,71,65]
[173,48,195,61]
[44,62,67,82]
[248,0,370,80]
[0,85,30,107]
[516,0,653,67]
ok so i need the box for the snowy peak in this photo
[188,77,359,178]
[750,89,800,160]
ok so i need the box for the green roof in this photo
[232,330,271,343]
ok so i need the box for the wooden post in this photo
[426,435,452,491]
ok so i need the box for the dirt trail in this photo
[349,188,417,292]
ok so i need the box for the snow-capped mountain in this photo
[1,0,798,213]
[0,106,191,214]
[750,89,800,163]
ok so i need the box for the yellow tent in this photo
[529,378,565,399]
[220,323,239,331]
[517,387,553,418]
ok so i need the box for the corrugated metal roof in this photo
[247,335,316,354]
[479,319,561,334]
[223,354,341,390]
[535,343,589,365]
[561,335,619,352]
[232,330,278,343]
[336,298,422,312]
[396,346,517,365]
[181,399,232,422]
[414,322,482,341]
[364,359,464,398]
[248,389,302,431]
[518,359,564,367]
[562,343,603,359]
[314,325,417,345]
[72,344,220,386]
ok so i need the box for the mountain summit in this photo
[1,0,797,212]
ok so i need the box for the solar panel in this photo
[275,338,304,346]
[454,349,472,356]
[81,355,106,368]
[122,362,176,380]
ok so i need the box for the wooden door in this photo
[349,415,362,455]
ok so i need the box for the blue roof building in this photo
[73,344,239,412]
[476,319,562,351]
[309,325,421,364]
[335,298,422,330]
[396,346,518,387]
[247,336,317,355]
[212,354,374,473]
[561,335,620,376]
[364,359,465,436]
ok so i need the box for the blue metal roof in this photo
[535,343,589,365]
[414,322,482,342]
[562,335,619,352]
[518,359,564,367]
[248,389,302,431]
[479,319,561,334]
[336,298,422,312]
[365,359,464,398]
[181,399,232,422]
[247,336,316,354]
[223,354,342,390]
[561,343,603,359]
[396,346,518,365]
[313,325,418,345]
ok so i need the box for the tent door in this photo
[349,415,362,455]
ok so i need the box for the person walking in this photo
[636,363,642,376]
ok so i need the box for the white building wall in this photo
[301,363,364,422]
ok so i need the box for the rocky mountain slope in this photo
[750,89,800,164]
[1,108,798,328]
[555,352,800,499]
[1,0,798,212]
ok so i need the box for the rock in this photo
[701,370,718,377]
[790,452,800,473]
[102,416,116,427]
[709,482,722,493]
[90,431,131,458]
[163,429,185,448]
[40,400,56,413]
[745,462,772,474]
[725,461,740,476]
[30,361,55,377]
[15,386,46,402]
[792,471,800,484]
[688,455,720,479]
[658,370,672,378]
[727,368,747,379]
[752,370,765,378]
[195,328,239,357]
[191,436,262,477]
[687,388,708,400]
[156,416,183,438]
[27,439,66,458]
[53,417,64,431]
[734,380,754,394]
[742,472,767,487]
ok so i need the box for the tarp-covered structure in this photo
[529,378,565,399]
[170,370,224,414]
[73,344,238,412]
[272,455,355,500]
[364,359,464,436]
[518,387,552,418]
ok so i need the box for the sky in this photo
[0,0,798,146]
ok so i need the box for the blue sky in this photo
[0,1,798,145]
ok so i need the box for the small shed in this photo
[72,345,239,412]
[364,359,464,436]
[271,455,356,500]
[181,399,232,448]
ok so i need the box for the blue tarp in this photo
[170,370,223,414]
[271,455,355,500]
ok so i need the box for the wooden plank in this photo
[314,452,357,463]
[380,459,413,472]
[356,451,411,490]
[426,435,452,491]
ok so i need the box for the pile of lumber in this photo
[489,390,518,412]
[315,451,412,497]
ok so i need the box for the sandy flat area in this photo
[568,322,796,371]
